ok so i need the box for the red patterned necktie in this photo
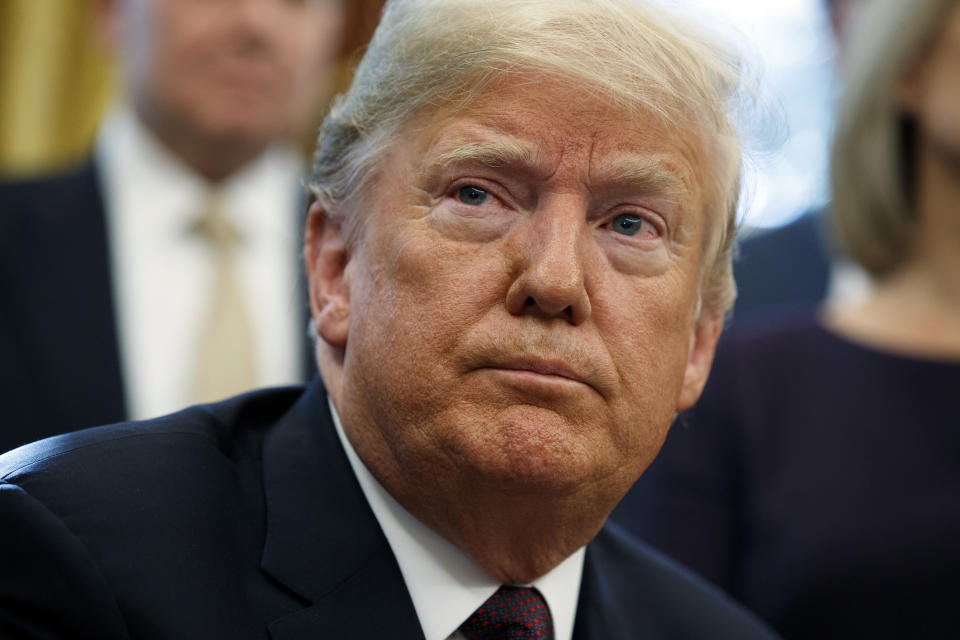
[459,585,554,639]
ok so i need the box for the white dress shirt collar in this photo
[329,399,585,640]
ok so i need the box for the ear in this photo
[675,310,724,412]
[304,201,351,348]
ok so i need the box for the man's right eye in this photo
[611,213,645,236]
[457,185,489,206]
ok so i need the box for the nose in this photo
[505,199,593,325]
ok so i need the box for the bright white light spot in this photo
[674,0,836,230]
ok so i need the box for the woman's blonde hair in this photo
[307,0,753,313]
[831,0,957,275]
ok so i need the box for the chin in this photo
[452,404,612,492]
[193,103,282,144]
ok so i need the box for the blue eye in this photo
[457,185,488,206]
[611,214,645,236]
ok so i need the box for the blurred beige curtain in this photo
[0,0,114,177]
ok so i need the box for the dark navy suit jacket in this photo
[0,380,778,639]
[0,161,313,453]
[0,162,126,450]
[731,211,831,318]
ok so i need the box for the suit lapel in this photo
[261,379,425,639]
[573,542,625,640]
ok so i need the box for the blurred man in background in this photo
[0,0,343,452]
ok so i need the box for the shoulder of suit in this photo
[0,385,305,484]
[589,522,780,637]
[0,160,99,202]
[0,160,102,243]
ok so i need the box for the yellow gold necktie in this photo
[190,196,258,404]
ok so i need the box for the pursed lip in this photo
[480,355,598,393]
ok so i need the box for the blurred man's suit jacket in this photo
[0,380,778,639]
[0,159,314,453]
[731,211,831,317]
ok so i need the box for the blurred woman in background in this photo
[616,0,960,636]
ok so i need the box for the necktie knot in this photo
[460,586,554,640]
[192,196,241,251]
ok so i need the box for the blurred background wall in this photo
[0,0,387,177]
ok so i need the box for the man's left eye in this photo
[457,185,488,206]
[611,213,647,236]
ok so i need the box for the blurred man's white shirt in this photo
[97,106,305,420]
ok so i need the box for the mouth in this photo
[214,58,276,95]
[493,357,583,381]
[478,356,599,396]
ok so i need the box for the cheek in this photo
[273,29,314,80]
[146,24,218,101]
[597,273,697,420]
[354,223,507,364]
[603,259,697,355]
[157,4,216,61]
[294,7,343,68]
[392,214,506,300]
[342,235,506,452]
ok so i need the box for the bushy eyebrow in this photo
[428,138,687,200]
[432,140,543,173]
[603,157,686,199]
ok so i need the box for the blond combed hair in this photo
[831,0,957,276]
[308,0,753,314]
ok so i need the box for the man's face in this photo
[312,79,723,503]
[107,0,341,148]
